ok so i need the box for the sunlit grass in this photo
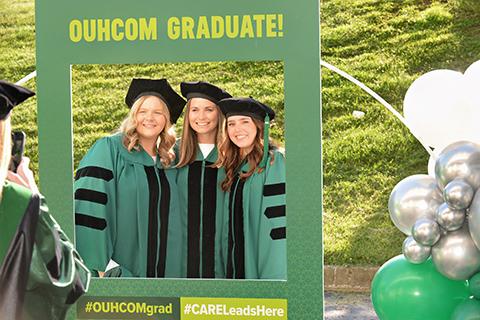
[322,0,480,265]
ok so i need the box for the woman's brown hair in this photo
[216,117,274,191]
[176,99,225,167]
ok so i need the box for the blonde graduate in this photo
[120,95,176,167]
[74,78,186,278]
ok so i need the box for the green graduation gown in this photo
[223,149,286,280]
[0,181,90,320]
[74,133,184,278]
[176,145,227,278]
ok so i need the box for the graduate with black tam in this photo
[177,81,231,278]
[0,80,90,319]
[74,78,186,278]
[216,97,286,280]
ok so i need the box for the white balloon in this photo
[464,60,480,122]
[465,60,480,79]
[404,69,480,148]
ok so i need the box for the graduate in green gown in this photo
[0,80,90,319]
[216,97,286,280]
[176,81,231,278]
[74,78,186,278]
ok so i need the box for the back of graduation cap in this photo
[0,80,35,120]
[180,81,232,104]
[218,97,275,168]
[125,78,186,124]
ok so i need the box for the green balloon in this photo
[371,255,469,320]
[451,298,480,320]
[469,272,480,299]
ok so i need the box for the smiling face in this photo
[188,97,219,143]
[227,115,258,152]
[134,95,168,145]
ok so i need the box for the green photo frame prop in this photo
[36,0,322,319]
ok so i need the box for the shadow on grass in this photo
[448,0,480,71]
[323,126,428,265]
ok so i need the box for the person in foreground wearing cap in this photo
[176,81,231,278]
[216,97,286,280]
[0,80,90,319]
[74,78,185,278]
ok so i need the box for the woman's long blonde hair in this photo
[0,118,12,198]
[176,99,225,167]
[216,117,274,191]
[118,95,176,167]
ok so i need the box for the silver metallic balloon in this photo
[444,179,474,210]
[402,236,431,264]
[432,225,480,280]
[435,141,480,190]
[468,190,480,250]
[412,218,441,246]
[388,174,443,235]
[440,227,448,237]
[436,202,466,231]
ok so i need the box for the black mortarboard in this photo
[180,81,232,104]
[0,80,35,120]
[125,78,186,124]
[218,97,275,121]
[218,97,276,168]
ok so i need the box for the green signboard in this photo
[35,0,322,319]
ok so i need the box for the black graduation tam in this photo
[218,97,275,121]
[125,78,186,124]
[0,80,35,120]
[180,81,231,104]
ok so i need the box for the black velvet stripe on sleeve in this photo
[263,183,286,197]
[264,205,286,219]
[75,166,114,182]
[157,168,171,278]
[202,164,218,278]
[74,189,108,205]
[0,194,39,319]
[75,213,107,230]
[270,227,286,240]
[144,166,159,278]
[187,162,202,278]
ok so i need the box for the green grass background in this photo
[322,0,480,265]
[71,62,284,170]
[1,0,480,266]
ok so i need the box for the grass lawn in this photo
[2,0,480,266]
[321,0,480,265]
[0,0,37,173]
[71,62,284,170]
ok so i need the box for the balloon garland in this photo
[372,59,480,319]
